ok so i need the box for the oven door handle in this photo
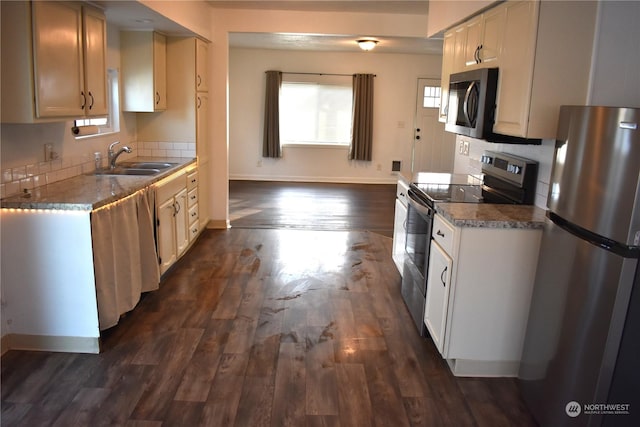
[407,189,434,218]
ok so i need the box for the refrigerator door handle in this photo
[549,212,640,259]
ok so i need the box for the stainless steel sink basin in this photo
[95,168,161,176]
[117,162,176,169]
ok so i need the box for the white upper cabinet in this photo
[1,1,107,122]
[121,31,167,112]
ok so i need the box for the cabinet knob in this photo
[80,91,86,109]
[156,92,160,105]
[436,230,445,238]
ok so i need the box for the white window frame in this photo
[279,74,353,148]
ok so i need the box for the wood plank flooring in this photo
[1,181,537,426]
[229,180,397,237]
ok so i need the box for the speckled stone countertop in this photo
[0,157,196,211]
[435,202,547,229]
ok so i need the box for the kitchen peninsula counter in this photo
[1,157,196,211]
[435,202,546,229]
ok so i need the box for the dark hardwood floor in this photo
[229,180,397,237]
[1,181,537,426]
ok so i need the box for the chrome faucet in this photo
[108,141,132,169]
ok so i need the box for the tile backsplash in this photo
[1,141,195,199]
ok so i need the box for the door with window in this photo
[413,79,455,173]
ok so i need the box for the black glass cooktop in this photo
[410,182,484,205]
[410,173,484,206]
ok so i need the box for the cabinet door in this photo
[82,6,108,116]
[196,92,209,162]
[463,16,483,68]
[478,5,505,66]
[492,1,538,137]
[31,1,85,118]
[153,33,167,111]
[196,39,208,92]
[157,197,177,274]
[174,188,189,257]
[424,241,453,355]
[439,30,455,123]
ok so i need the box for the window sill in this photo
[74,130,118,140]
[282,143,349,150]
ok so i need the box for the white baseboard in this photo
[446,358,520,377]
[5,334,100,354]
[229,174,399,184]
[206,219,230,229]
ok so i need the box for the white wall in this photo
[229,48,442,183]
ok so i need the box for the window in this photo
[280,76,352,146]
[422,85,441,108]
[74,68,120,137]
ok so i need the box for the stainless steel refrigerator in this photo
[518,106,640,427]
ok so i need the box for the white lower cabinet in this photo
[155,172,189,275]
[424,213,542,377]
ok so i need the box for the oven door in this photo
[405,189,434,278]
[401,189,434,336]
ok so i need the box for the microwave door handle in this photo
[463,81,477,126]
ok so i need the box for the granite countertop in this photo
[0,157,196,211]
[435,202,547,229]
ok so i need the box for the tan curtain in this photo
[263,70,282,158]
[91,187,160,330]
[349,73,375,161]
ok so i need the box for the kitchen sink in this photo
[94,167,161,176]
[117,162,177,169]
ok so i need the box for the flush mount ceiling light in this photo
[357,39,379,51]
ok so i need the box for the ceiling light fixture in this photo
[357,39,379,51]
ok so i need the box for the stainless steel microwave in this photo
[445,68,499,139]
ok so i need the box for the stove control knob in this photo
[513,165,521,174]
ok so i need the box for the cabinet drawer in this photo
[187,188,198,207]
[433,214,455,255]
[189,222,199,241]
[188,203,199,225]
[187,171,198,191]
[155,172,186,202]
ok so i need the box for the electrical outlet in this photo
[44,143,53,161]
[459,141,465,154]
[463,141,470,156]
[256,160,263,167]
[376,163,382,171]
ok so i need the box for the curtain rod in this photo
[268,72,376,77]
